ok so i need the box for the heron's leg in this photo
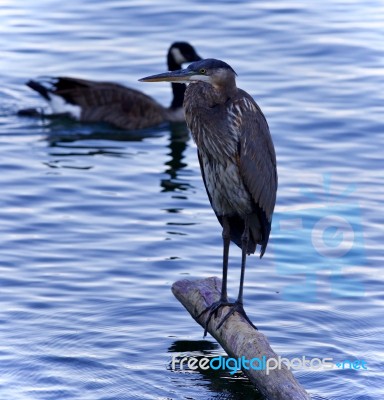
[198,217,256,336]
[219,215,230,302]
[237,215,249,304]
[198,216,233,336]
[216,216,257,331]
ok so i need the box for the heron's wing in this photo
[234,93,277,254]
[235,94,277,218]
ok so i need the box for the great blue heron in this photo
[23,42,201,130]
[140,59,277,335]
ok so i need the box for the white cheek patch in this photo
[49,94,82,119]
[170,47,187,65]
[190,74,210,83]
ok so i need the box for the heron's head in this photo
[140,58,237,90]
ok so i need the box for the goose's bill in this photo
[139,69,193,83]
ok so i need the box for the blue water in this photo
[1,1,383,399]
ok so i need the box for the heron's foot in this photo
[198,299,234,337]
[217,301,258,332]
[198,300,257,337]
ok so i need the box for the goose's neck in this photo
[167,56,186,110]
[166,82,186,121]
[170,83,186,110]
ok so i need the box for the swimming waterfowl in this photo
[25,42,202,130]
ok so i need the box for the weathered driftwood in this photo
[172,277,310,400]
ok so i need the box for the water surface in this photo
[0,1,383,399]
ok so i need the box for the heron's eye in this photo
[199,68,207,74]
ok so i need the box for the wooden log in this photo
[172,276,311,400]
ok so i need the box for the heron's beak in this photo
[139,68,194,84]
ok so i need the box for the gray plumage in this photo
[25,42,202,130]
[140,58,277,335]
[183,60,277,256]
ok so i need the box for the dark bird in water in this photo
[140,59,277,335]
[24,42,202,130]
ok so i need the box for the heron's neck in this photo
[210,69,238,101]
[214,80,238,101]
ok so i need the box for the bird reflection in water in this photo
[42,120,192,194]
[160,121,190,193]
